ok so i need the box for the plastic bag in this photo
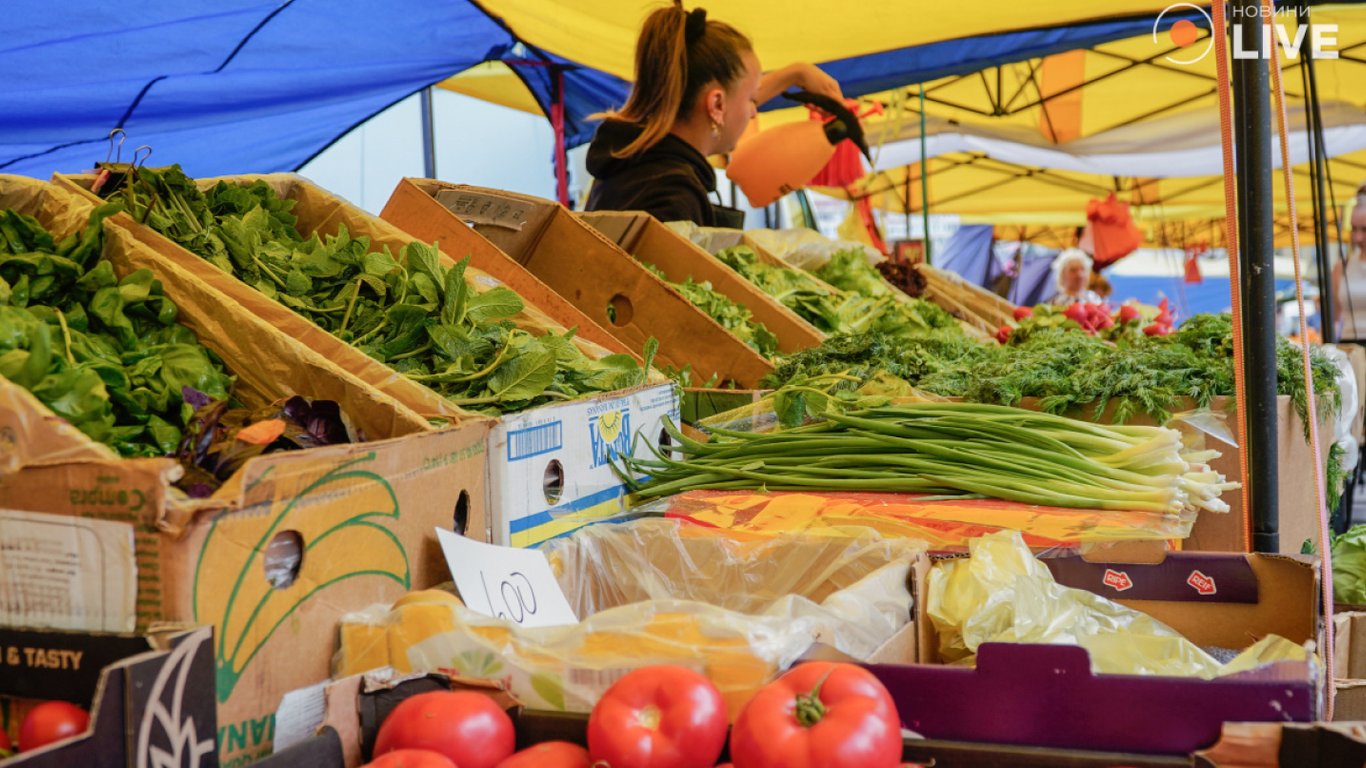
[743,227,884,271]
[335,519,920,718]
[926,531,1309,678]
[645,487,1197,549]
[1324,343,1361,474]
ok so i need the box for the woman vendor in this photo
[585,2,843,227]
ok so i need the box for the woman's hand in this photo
[757,62,845,106]
[787,62,844,102]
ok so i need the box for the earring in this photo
[710,120,721,138]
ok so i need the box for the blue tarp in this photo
[2,3,1193,178]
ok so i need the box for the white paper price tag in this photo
[435,528,578,628]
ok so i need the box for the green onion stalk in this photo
[623,401,1238,518]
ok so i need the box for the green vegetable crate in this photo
[578,211,825,356]
[1,175,491,766]
[57,172,679,550]
[382,179,775,388]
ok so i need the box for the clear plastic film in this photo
[334,519,920,719]
[926,531,1309,678]
[740,228,885,271]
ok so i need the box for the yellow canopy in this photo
[474,1,1186,81]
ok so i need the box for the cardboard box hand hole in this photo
[606,295,633,328]
[263,531,304,591]
[453,491,471,538]
[543,460,565,506]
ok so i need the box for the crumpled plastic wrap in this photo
[334,519,921,718]
[927,531,1310,678]
[740,228,884,271]
[648,487,1197,548]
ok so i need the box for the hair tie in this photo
[685,7,707,44]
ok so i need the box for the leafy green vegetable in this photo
[764,312,1340,432]
[717,245,957,338]
[0,204,234,456]
[102,165,650,414]
[639,262,778,358]
[1332,523,1366,604]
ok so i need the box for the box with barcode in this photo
[489,382,678,547]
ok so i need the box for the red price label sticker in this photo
[1187,569,1217,595]
[1102,569,1133,592]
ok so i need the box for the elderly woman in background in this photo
[1050,248,1104,307]
[1332,188,1366,341]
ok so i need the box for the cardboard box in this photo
[1333,612,1366,720]
[55,172,676,550]
[381,179,775,388]
[5,177,491,764]
[868,550,1321,755]
[579,211,825,354]
[0,627,216,768]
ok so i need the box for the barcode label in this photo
[507,422,563,461]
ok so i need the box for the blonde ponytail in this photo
[598,2,752,159]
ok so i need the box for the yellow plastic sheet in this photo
[652,489,1194,549]
[335,519,922,718]
[926,531,1309,678]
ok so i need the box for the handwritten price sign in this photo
[435,528,578,628]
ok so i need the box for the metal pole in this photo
[1231,0,1280,553]
[1301,49,1329,341]
[1305,16,1337,341]
[550,68,569,207]
[419,86,437,179]
[918,84,932,265]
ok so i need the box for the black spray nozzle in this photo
[782,90,871,161]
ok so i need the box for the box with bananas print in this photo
[0,176,491,767]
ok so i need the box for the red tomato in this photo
[494,741,589,768]
[18,701,89,752]
[587,666,727,768]
[1012,306,1033,321]
[373,691,515,768]
[730,662,901,768]
[363,749,458,768]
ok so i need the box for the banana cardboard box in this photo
[0,176,492,767]
[53,172,678,550]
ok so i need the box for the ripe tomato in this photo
[373,691,515,768]
[494,741,589,768]
[363,749,458,768]
[730,662,901,768]
[587,666,727,768]
[18,701,90,752]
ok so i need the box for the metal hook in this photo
[105,129,127,164]
[132,145,153,170]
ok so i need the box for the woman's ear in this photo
[705,86,727,125]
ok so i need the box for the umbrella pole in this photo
[1230,0,1280,552]
[1304,12,1335,341]
[918,84,932,266]
[420,86,437,179]
[551,66,569,207]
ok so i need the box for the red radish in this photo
[1063,303,1089,326]
[1143,323,1167,336]
[1118,305,1141,323]
[1013,306,1033,321]
[996,325,1012,344]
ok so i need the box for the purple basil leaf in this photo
[304,400,350,445]
[182,386,213,410]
